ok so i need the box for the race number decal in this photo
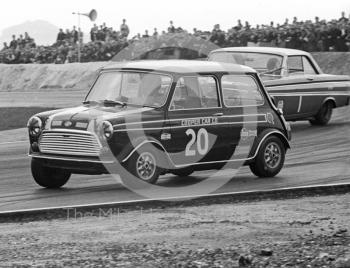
[185,129,196,156]
[197,128,209,155]
[185,128,209,156]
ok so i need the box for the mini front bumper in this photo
[29,153,115,175]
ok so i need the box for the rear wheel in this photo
[31,159,71,188]
[249,136,285,178]
[309,101,333,126]
[126,146,162,184]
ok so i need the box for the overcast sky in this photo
[1,0,349,38]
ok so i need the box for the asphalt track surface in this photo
[0,101,349,212]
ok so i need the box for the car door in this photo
[269,55,305,118]
[164,75,229,167]
[297,55,328,115]
[268,55,321,119]
[221,74,266,160]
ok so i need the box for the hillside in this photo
[0,20,58,46]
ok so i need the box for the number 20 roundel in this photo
[185,128,209,157]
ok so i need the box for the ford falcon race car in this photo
[27,60,291,188]
[208,47,350,125]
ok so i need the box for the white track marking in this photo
[0,182,348,215]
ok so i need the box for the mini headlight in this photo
[27,116,42,136]
[102,121,113,139]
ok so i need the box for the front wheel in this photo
[309,101,333,126]
[31,159,71,188]
[125,146,163,184]
[249,136,285,178]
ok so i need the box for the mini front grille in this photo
[39,130,101,156]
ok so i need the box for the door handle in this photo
[212,112,223,116]
[306,77,314,81]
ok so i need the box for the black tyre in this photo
[31,159,71,188]
[126,145,162,184]
[309,101,333,126]
[172,168,193,177]
[249,136,285,178]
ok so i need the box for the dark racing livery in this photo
[27,60,291,188]
[208,47,350,125]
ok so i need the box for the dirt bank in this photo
[0,62,107,92]
[312,52,350,76]
[0,193,349,267]
[0,53,349,92]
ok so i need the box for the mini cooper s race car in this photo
[27,60,291,188]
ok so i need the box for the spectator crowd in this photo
[1,12,350,64]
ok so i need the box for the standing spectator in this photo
[293,17,298,24]
[345,28,350,51]
[96,25,106,41]
[153,28,159,37]
[9,35,17,49]
[24,32,33,44]
[132,33,141,40]
[168,21,175,33]
[24,32,35,48]
[17,34,26,49]
[317,24,329,51]
[72,26,79,44]
[339,11,349,23]
[65,29,72,43]
[210,24,225,46]
[120,19,130,38]
[100,22,108,40]
[90,24,98,41]
[142,30,149,38]
[102,22,108,32]
[236,19,243,30]
[334,21,348,51]
[56,29,65,45]
[78,28,83,44]
[2,42,8,51]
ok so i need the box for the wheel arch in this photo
[250,130,290,160]
[121,138,173,168]
[322,97,336,108]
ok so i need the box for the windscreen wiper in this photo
[260,67,283,75]
[82,100,98,105]
[102,99,127,107]
[142,104,157,108]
